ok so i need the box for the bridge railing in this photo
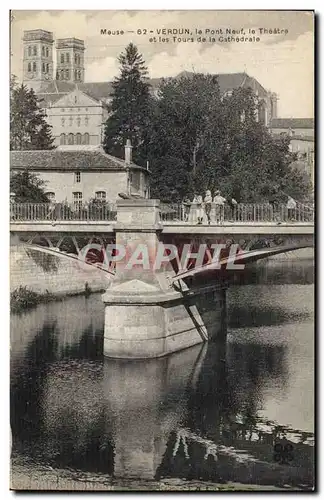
[160,202,314,223]
[10,202,118,222]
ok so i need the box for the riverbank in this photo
[10,284,103,314]
[10,457,297,492]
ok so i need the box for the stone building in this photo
[10,142,150,204]
[269,118,314,187]
[21,29,278,147]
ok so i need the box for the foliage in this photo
[145,74,311,203]
[103,43,152,164]
[10,170,50,202]
[10,286,57,313]
[10,76,55,150]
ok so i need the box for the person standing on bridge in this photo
[287,195,297,222]
[204,190,213,224]
[213,190,226,223]
[196,194,204,224]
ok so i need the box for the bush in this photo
[10,286,56,313]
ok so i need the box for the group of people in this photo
[183,190,238,224]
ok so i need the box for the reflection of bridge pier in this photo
[103,344,204,479]
[102,199,227,359]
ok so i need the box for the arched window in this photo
[83,133,89,145]
[68,133,74,145]
[33,46,37,56]
[46,63,49,73]
[66,53,70,63]
[60,53,65,64]
[46,47,49,58]
[33,62,37,72]
[76,133,82,144]
[65,69,70,80]
[60,133,66,145]
[28,46,31,56]
[42,46,45,56]
[42,63,45,73]
[45,192,55,201]
[95,191,106,200]
[28,62,31,72]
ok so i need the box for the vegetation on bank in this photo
[10,283,94,313]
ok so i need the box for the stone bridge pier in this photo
[102,199,226,359]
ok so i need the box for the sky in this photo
[10,10,314,118]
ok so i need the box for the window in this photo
[46,63,49,73]
[61,53,65,64]
[42,46,45,56]
[74,53,78,64]
[28,46,31,56]
[74,69,77,81]
[69,116,73,126]
[78,70,81,81]
[74,96,77,104]
[60,69,64,80]
[65,69,70,80]
[83,133,89,145]
[42,63,45,73]
[60,133,66,145]
[61,108,65,112]
[33,62,37,72]
[46,47,49,58]
[33,46,37,56]
[66,53,70,63]
[74,171,81,182]
[61,117,65,127]
[28,62,31,72]
[68,133,74,145]
[85,116,89,126]
[77,117,81,127]
[56,70,60,80]
[95,191,106,200]
[45,192,55,201]
[73,192,82,209]
[76,133,82,144]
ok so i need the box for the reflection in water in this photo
[10,259,314,489]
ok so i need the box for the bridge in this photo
[11,199,314,359]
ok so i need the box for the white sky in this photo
[11,10,314,118]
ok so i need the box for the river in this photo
[10,257,314,490]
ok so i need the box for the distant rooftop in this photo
[36,71,272,106]
[10,147,145,172]
[270,118,314,129]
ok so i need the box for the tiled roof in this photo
[36,72,270,105]
[270,118,314,129]
[10,148,143,171]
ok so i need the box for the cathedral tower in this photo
[22,29,54,92]
[56,38,85,83]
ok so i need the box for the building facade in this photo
[21,29,279,148]
[269,118,314,188]
[10,143,150,204]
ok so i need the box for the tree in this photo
[146,74,311,203]
[10,171,50,202]
[103,43,152,164]
[10,76,55,150]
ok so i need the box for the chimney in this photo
[125,139,132,166]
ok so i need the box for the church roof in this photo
[36,72,270,106]
[10,147,146,172]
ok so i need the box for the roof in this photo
[10,147,146,172]
[270,118,314,129]
[36,71,270,106]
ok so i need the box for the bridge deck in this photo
[10,220,314,234]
